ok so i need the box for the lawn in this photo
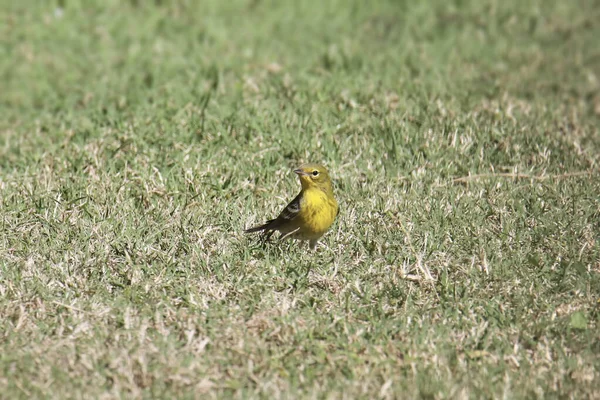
[1,0,599,398]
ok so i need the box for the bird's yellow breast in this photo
[296,188,338,240]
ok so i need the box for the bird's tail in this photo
[244,219,275,234]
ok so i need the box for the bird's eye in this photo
[312,170,319,176]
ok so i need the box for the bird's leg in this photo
[261,230,275,244]
[309,239,318,250]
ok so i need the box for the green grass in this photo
[1,0,599,398]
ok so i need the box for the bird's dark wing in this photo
[276,193,302,222]
[244,193,302,233]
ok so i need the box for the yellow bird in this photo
[245,163,339,249]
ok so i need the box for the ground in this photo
[1,0,599,398]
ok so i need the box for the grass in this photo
[1,0,599,398]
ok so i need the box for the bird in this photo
[245,163,339,249]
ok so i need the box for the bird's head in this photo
[294,163,333,192]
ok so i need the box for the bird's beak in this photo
[294,169,308,176]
